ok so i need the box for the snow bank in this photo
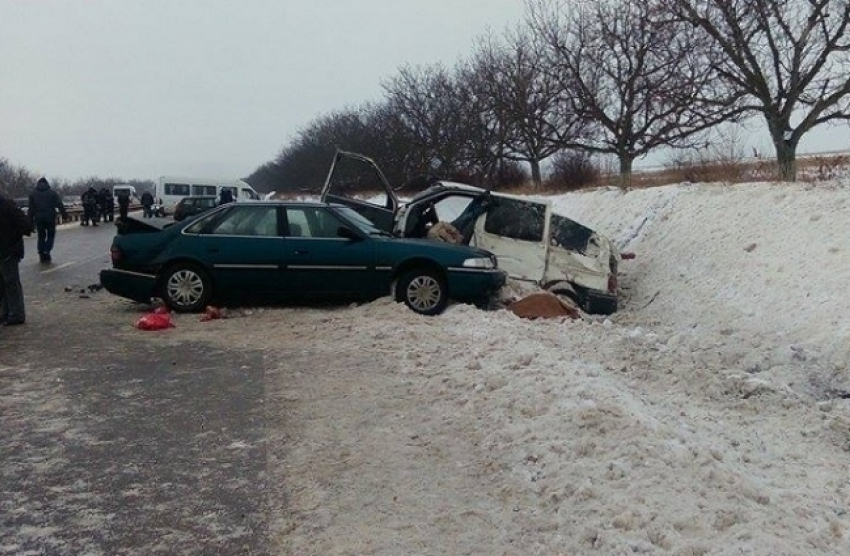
[160,179,850,555]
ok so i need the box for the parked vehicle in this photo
[112,184,138,201]
[173,196,218,221]
[100,201,506,315]
[321,150,621,314]
[155,176,259,215]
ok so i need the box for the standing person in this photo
[117,190,131,220]
[28,177,69,263]
[140,191,154,218]
[97,187,111,223]
[0,192,32,325]
[218,188,234,205]
[81,187,99,227]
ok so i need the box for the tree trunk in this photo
[618,154,633,187]
[773,138,797,182]
[766,115,798,182]
[530,159,543,188]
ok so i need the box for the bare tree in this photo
[0,158,37,198]
[382,64,482,179]
[530,0,740,184]
[666,0,850,181]
[467,28,588,187]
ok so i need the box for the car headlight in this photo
[462,257,495,269]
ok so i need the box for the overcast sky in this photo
[3,1,849,184]
[1,0,526,182]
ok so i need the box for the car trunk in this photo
[116,215,175,235]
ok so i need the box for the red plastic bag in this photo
[135,311,175,330]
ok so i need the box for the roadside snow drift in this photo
[149,180,850,555]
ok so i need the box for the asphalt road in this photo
[1,217,271,555]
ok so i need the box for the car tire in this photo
[161,262,212,313]
[396,268,448,316]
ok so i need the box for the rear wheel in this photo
[396,268,448,316]
[161,262,212,312]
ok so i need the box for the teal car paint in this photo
[100,201,506,315]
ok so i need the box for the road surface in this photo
[1,217,271,555]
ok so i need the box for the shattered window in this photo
[550,214,594,253]
[483,197,545,242]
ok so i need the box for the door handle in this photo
[207,247,219,253]
[293,250,309,255]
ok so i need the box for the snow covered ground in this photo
[162,179,850,554]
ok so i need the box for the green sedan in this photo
[100,201,506,316]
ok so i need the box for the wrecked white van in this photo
[320,150,622,314]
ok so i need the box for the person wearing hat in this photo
[0,191,32,325]
[28,177,69,263]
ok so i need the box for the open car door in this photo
[319,150,399,232]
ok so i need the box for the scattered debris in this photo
[508,292,580,320]
[135,307,175,330]
[640,290,661,309]
[199,305,226,322]
[744,242,758,252]
[426,221,464,243]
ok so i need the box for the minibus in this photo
[155,176,260,215]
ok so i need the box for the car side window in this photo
[286,207,344,238]
[207,206,279,236]
[483,197,546,242]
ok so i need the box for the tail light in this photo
[608,275,617,293]
[110,245,122,264]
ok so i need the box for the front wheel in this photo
[396,268,448,316]
[160,263,212,312]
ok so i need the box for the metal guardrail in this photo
[57,203,143,224]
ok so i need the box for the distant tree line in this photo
[5,0,850,195]
[248,0,850,193]
[0,157,153,199]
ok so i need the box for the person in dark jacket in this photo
[81,187,99,227]
[98,187,114,223]
[28,177,69,263]
[0,192,33,325]
[140,191,154,218]
[218,188,235,205]
[117,190,131,220]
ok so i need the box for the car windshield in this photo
[334,206,390,236]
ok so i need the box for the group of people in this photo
[80,186,116,226]
[0,177,145,327]
[0,178,241,326]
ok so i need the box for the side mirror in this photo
[337,226,362,241]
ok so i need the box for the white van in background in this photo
[155,176,260,215]
[112,184,138,200]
